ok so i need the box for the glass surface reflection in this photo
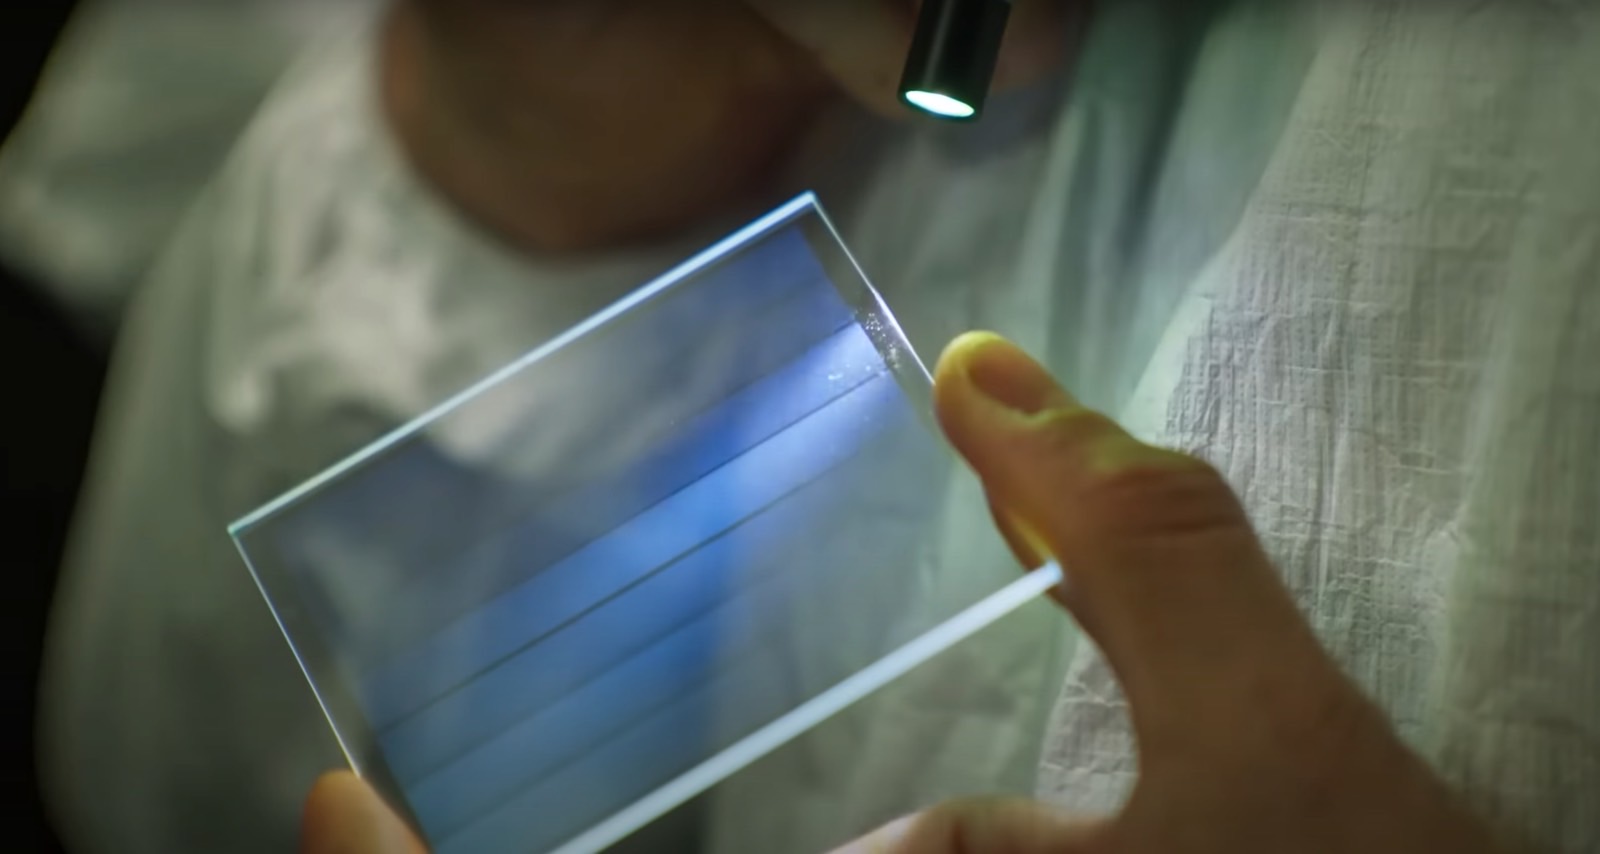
[232,194,1058,854]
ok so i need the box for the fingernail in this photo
[939,331,1077,415]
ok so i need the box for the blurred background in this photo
[3,6,97,852]
[2,4,325,848]
[13,4,1595,853]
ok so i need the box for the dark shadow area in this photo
[1,4,95,852]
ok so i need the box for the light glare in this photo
[903,90,977,118]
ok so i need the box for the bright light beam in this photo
[903,90,978,119]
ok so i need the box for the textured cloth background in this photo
[1038,3,1600,850]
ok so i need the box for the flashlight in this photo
[898,0,1013,121]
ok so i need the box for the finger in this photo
[932,332,1346,746]
[829,798,1107,854]
[302,771,428,854]
[985,487,1047,571]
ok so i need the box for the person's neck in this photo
[379,1,829,255]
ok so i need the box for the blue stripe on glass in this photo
[403,461,853,838]
[374,371,909,779]
[359,324,889,727]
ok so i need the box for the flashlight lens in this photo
[902,90,978,119]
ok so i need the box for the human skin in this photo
[330,5,1507,850]
[301,333,1507,854]
[380,0,1076,253]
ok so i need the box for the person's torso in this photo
[1039,5,1600,849]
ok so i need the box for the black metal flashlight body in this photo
[898,0,1013,121]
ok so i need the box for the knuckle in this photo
[1025,407,1124,457]
[1075,454,1243,539]
[1018,408,1252,541]
[1088,466,1243,538]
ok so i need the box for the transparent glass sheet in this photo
[231,194,1061,854]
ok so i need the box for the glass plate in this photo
[231,193,1061,854]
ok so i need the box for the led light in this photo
[902,90,978,119]
[897,0,1012,122]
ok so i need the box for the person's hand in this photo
[301,770,426,854]
[830,331,1506,853]
[300,331,1507,853]
[381,0,1078,253]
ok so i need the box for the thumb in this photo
[302,771,428,854]
[932,332,1344,749]
[830,798,1108,853]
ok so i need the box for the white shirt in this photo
[0,0,365,331]
[40,1,1600,852]
[38,10,1079,852]
[1041,6,1600,849]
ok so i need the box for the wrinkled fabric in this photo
[0,0,367,331]
[37,0,1600,853]
[1038,4,1600,850]
[38,10,1097,853]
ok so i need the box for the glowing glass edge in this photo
[551,561,1064,854]
[230,191,1065,851]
